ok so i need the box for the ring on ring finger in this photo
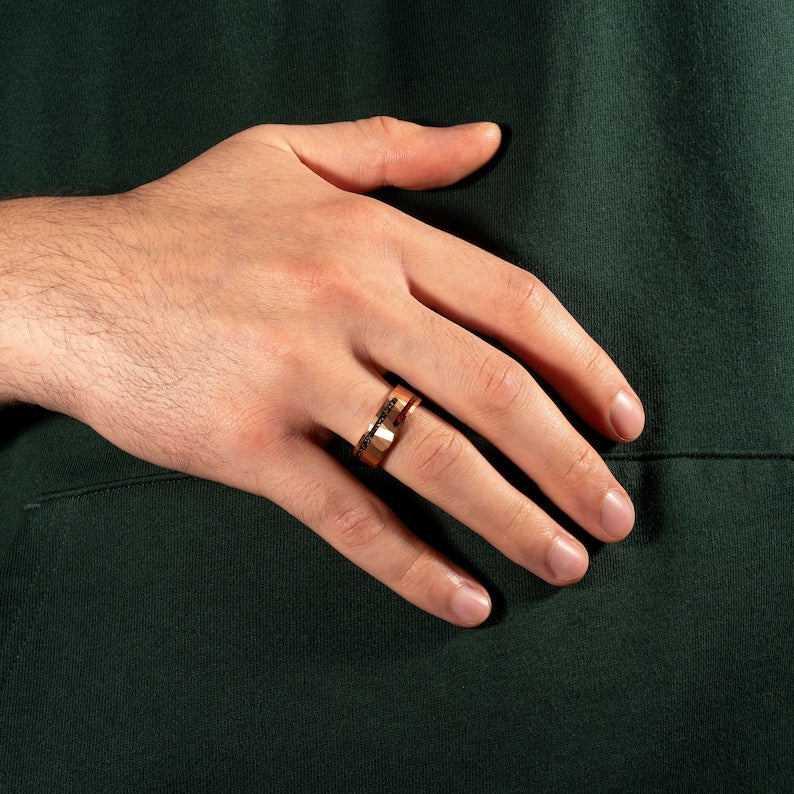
[353,384,421,467]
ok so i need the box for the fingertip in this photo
[609,390,646,442]
[450,583,492,627]
[547,536,589,584]
[450,120,500,135]
[449,121,502,152]
[600,488,636,542]
[478,121,503,149]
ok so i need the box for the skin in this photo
[0,117,644,626]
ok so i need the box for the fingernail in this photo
[609,391,645,441]
[601,489,635,539]
[450,585,491,625]
[548,536,588,582]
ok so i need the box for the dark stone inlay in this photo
[355,397,398,457]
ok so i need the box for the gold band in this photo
[353,385,421,468]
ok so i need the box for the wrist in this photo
[0,195,130,413]
[0,198,47,406]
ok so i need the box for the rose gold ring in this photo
[353,385,421,468]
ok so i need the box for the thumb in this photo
[264,116,502,193]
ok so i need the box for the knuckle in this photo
[354,116,406,184]
[473,354,526,418]
[390,544,434,595]
[330,500,390,553]
[408,425,466,485]
[301,200,405,308]
[334,195,397,247]
[221,416,296,488]
[489,497,536,550]
[366,114,401,137]
[578,344,611,382]
[560,444,600,491]
[503,269,546,324]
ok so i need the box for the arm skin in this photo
[0,117,644,626]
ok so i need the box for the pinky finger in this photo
[265,437,492,627]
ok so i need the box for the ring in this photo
[353,385,421,468]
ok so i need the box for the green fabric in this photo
[1,1,792,790]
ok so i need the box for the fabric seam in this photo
[22,472,194,510]
[19,452,794,508]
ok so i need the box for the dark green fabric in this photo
[1,1,791,790]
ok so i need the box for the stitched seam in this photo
[22,471,194,510]
[602,451,794,462]
[2,473,192,695]
[19,455,794,508]
[17,449,794,501]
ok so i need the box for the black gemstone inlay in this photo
[355,397,398,457]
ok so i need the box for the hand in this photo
[0,117,644,626]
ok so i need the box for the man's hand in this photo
[0,117,644,625]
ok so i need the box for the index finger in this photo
[402,224,645,442]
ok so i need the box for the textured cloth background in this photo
[1,1,792,790]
